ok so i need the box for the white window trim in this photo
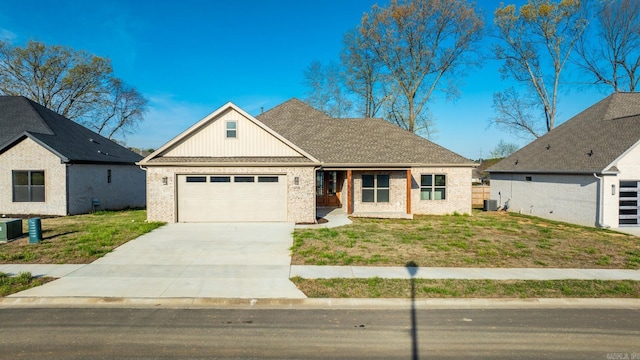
[226,120,237,139]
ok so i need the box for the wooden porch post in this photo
[347,169,353,214]
[406,169,412,214]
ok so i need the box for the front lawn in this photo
[292,278,640,298]
[0,210,164,264]
[292,211,640,269]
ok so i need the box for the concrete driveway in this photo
[12,223,306,299]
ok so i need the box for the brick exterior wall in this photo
[0,138,67,215]
[348,167,472,218]
[351,170,408,216]
[145,165,316,223]
[410,167,472,215]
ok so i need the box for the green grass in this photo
[0,210,164,264]
[292,277,640,298]
[0,272,53,296]
[291,210,640,269]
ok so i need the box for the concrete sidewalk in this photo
[290,265,640,280]
[4,263,639,281]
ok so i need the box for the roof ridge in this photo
[18,96,55,135]
[604,92,640,120]
[257,98,332,120]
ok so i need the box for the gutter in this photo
[489,169,606,175]
[320,163,476,168]
[136,162,319,167]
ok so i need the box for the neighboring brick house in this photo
[488,93,640,229]
[0,96,146,216]
[140,99,474,223]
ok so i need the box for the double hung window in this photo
[226,121,237,138]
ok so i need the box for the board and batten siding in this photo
[614,140,640,180]
[163,109,303,158]
[604,139,640,227]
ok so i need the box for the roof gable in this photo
[488,93,640,174]
[0,96,142,164]
[140,102,318,164]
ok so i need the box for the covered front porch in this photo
[315,169,414,220]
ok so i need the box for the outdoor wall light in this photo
[294,176,300,185]
[612,184,616,195]
[162,177,168,185]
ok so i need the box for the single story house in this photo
[0,96,146,216]
[488,92,640,229]
[139,98,474,223]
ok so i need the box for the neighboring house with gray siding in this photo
[488,93,640,229]
[139,99,474,223]
[0,96,146,216]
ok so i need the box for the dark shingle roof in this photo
[0,96,142,164]
[256,98,473,166]
[488,93,640,174]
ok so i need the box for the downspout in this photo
[593,173,610,228]
[65,163,71,215]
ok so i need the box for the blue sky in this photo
[1,0,609,159]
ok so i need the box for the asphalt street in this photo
[1,308,638,359]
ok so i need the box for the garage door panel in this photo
[178,175,287,222]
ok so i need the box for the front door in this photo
[316,171,341,207]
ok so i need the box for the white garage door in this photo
[177,174,287,222]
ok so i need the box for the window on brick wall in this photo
[420,174,446,200]
[12,170,45,202]
[362,174,390,203]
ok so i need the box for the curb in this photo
[2,297,640,309]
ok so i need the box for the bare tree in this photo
[359,0,484,135]
[302,61,352,118]
[385,84,438,139]
[492,87,545,138]
[489,139,520,158]
[341,29,388,118]
[575,0,640,92]
[88,78,148,139]
[492,0,589,138]
[0,40,147,139]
